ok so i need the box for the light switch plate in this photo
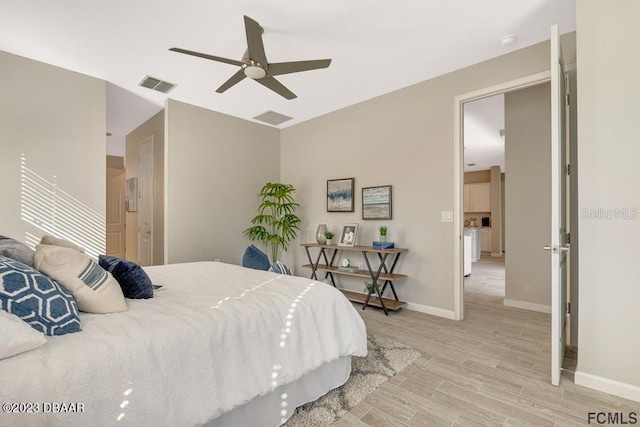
[441,211,453,222]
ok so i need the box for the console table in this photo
[300,243,408,315]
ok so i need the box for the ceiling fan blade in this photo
[269,59,332,76]
[244,16,268,65]
[216,69,247,93]
[169,47,243,67]
[256,77,297,100]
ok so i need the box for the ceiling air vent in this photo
[139,75,176,94]
[253,111,294,126]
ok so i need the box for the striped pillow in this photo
[269,261,292,276]
[34,245,127,313]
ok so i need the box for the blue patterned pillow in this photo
[98,255,153,299]
[242,245,270,271]
[0,255,81,336]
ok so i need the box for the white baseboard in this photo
[406,302,455,320]
[491,252,502,257]
[575,371,640,402]
[503,299,551,314]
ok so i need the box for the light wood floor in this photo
[335,256,637,426]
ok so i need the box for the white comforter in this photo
[0,262,367,426]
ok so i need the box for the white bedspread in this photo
[0,262,367,426]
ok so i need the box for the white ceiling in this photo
[463,94,505,173]
[0,0,575,147]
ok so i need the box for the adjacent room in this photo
[1,1,639,426]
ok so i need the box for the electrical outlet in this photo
[441,211,453,222]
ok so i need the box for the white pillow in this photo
[0,310,47,359]
[40,234,85,252]
[34,245,128,314]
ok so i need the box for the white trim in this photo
[575,371,640,403]
[453,70,551,321]
[503,299,551,314]
[490,252,503,257]
[406,302,455,320]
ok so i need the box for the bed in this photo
[0,261,368,426]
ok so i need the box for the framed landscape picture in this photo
[327,178,354,212]
[362,185,392,220]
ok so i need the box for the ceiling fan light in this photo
[244,65,267,79]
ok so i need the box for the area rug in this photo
[285,334,421,426]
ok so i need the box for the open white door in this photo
[547,24,570,387]
[106,167,126,258]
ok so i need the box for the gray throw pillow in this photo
[0,236,35,267]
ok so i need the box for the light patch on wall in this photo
[20,154,106,258]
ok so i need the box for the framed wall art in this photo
[362,185,392,220]
[327,178,354,212]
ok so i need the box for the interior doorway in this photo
[106,156,126,258]
[453,71,551,321]
[462,94,506,301]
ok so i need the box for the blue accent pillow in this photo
[0,255,81,336]
[98,255,153,299]
[242,245,270,271]
[269,261,292,275]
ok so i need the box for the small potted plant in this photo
[325,231,335,245]
[379,226,388,243]
[364,281,382,299]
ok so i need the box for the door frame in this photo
[452,71,551,321]
[137,135,154,266]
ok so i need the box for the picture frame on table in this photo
[338,223,359,247]
[327,178,354,212]
[362,185,392,220]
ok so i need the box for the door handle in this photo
[543,244,570,253]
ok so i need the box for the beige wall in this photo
[164,100,280,265]
[0,51,106,256]
[125,111,165,265]
[281,35,575,315]
[504,83,551,310]
[576,0,640,399]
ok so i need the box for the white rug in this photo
[285,334,421,426]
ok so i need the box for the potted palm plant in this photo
[244,182,301,262]
[325,231,335,245]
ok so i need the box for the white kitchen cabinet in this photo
[463,182,491,213]
[479,227,491,252]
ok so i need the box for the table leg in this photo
[304,246,324,280]
[363,251,389,315]
[376,252,402,301]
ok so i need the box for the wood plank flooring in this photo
[336,255,638,426]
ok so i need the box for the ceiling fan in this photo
[169,16,331,100]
